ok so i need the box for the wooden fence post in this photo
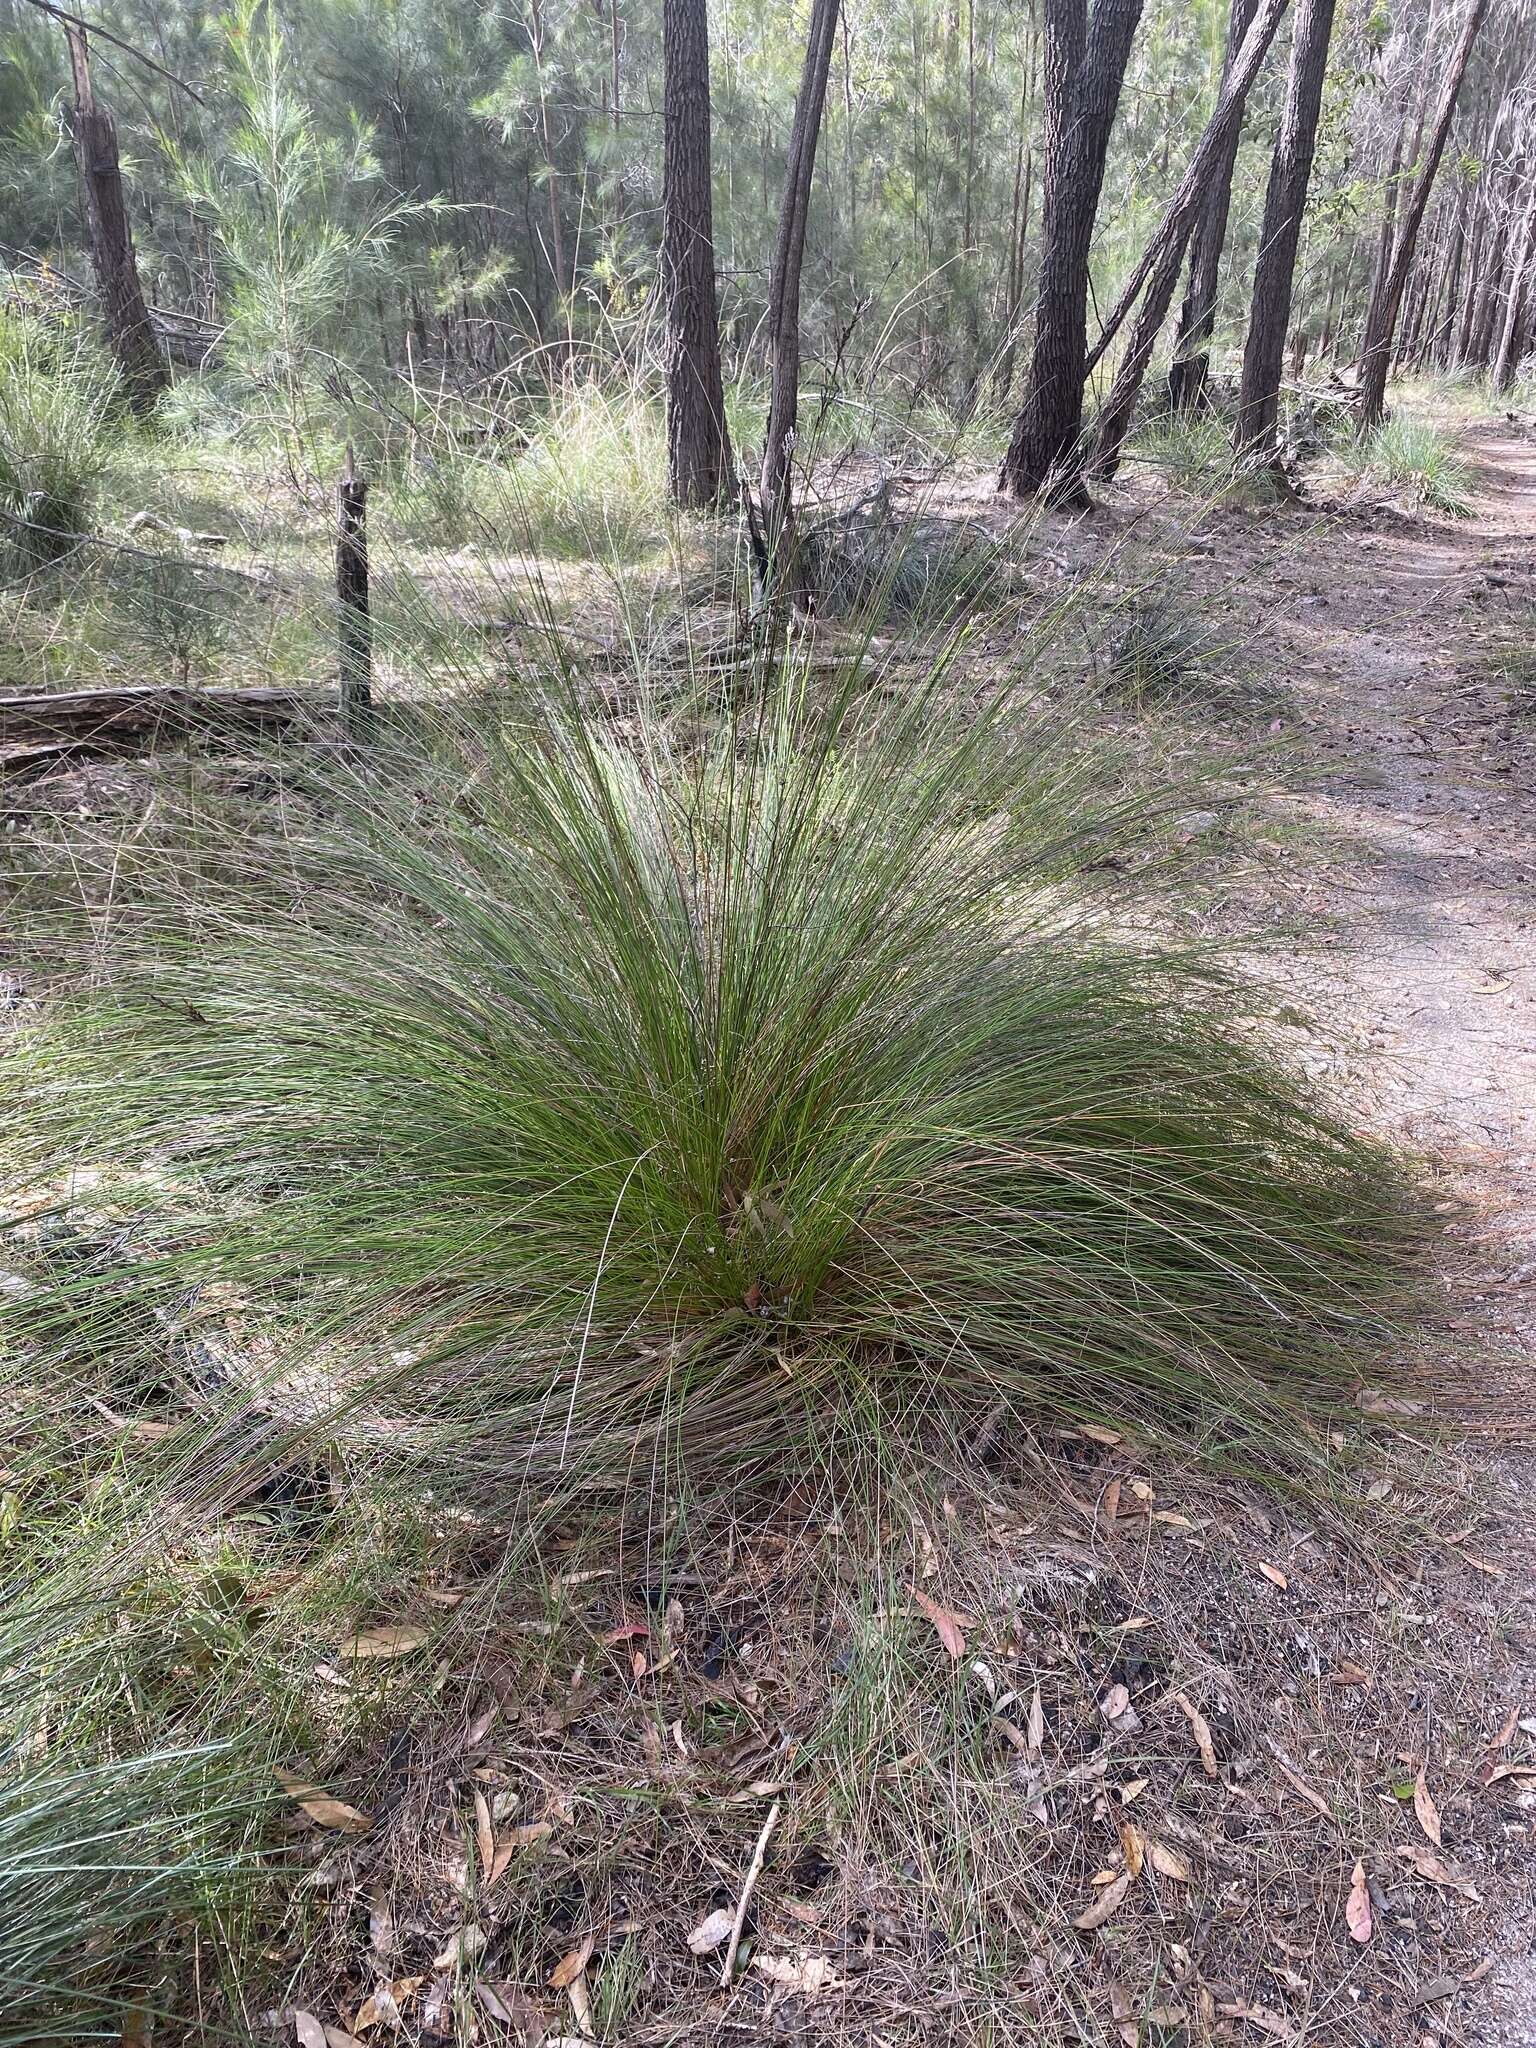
[336,446,372,739]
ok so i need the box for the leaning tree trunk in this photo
[1167,0,1262,412]
[1356,0,1490,429]
[661,0,734,507]
[1233,0,1339,460]
[63,22,167,416]
[760,0,841,583]
[997,0,1146,504]
[1088,0,1289,478]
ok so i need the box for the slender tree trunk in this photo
[1168,0,1260,411]
[1454,200,1488,362]
[1469,219,1509,369]
[1318,247,1343,355]
[998,0,1146,504]
[1356,0,1490,429]
[1400,188,1449,362]
[1493,165,1536,390]
[661,0,734,506]
[63,23,167,416]
[526,0,568,302]
[1428,187,1468,365]
[760,0,841,577]
[1233,0,1339,458]
[1358,92,1412,370]
[1089,0,1289,478]
[996,5,1041,398]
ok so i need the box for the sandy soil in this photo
[1244,429,1536,2043]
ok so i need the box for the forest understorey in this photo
[3,418,1534,2048]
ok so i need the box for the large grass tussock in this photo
[12,659,1419,1502]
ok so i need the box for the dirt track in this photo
[1268,430,1536,2042]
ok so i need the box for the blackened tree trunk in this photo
[63,22,167,416]
[1233,0,1339,458]
[1088,0,1289,478]
[1168,0,1260,411]
[760,0,841,576]
[997,0,1146,504]
[661,0,733,507]
[1356,0,1490,428]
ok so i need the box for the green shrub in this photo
[0,311,119,569]
[110,548,252,684]
[1344,415,1474,517]
[1,625,1430,2035]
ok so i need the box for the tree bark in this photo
[1355,0,1490,429]
[1493,159,1536,390]
[63,22,168,416]
[1089,0,1289,478]
[1168,0,1261,411]
[1233,0,1339,458]
[1454,199,1489,363]
[1426,186,1468,366]
[1468,218,1509,369]
[760,0,841,578]
[1357,85,1414,379]
[661,0,734,507]
[336,447,372,742]
[997,0,1146,504]
[0,684,327,774]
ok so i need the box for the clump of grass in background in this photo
[1127,410,1233,494]
[382,447,496,547]
[1106,592,1227,707]
[1343,415,1474,517]
[0,309,119,570]
[806,502,1011,623]
[506,382,671,559]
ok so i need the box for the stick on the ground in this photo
[719,1798,780,1987]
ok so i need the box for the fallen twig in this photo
[720,1798,781,1988]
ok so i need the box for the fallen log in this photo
[0,683,334,773]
